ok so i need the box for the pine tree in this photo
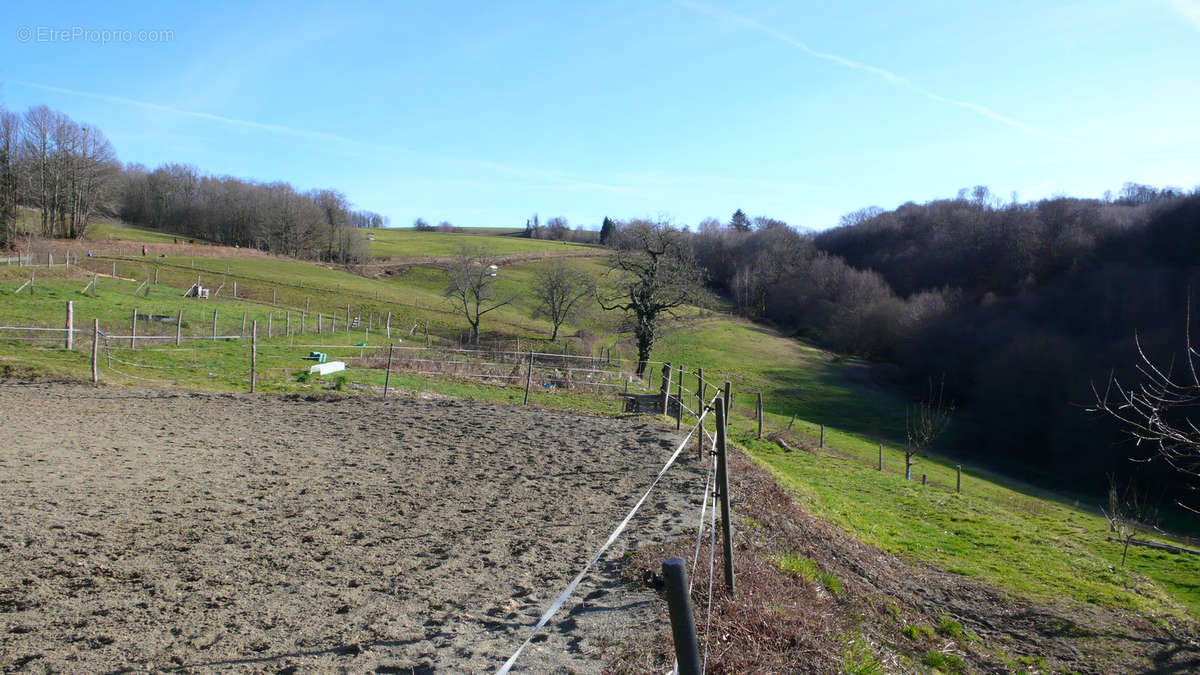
[599,216,616,246]
[730,208,751,232]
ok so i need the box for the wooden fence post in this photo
[65,301,73,350]
[676,363,684,431]
[305,296,310,313]
[286,311,291,337]
[250,320,257,393]
[523,351,534,405]
[130,308,137,349]
[273,289,277,305]
[268,312,273,339]
[696,368,705,458]
[661,363,672,415]
[318,313,323,334]
[424,319,429,344]
[879,444,884,471]
[91,319,99,383]
[112,261,116,276]
[715,396,735,596]
[301,312,305,334]
[386,311,391,339]
[757,392,763,439]
[820,424,825,448]
[662,558,702,675]
[922,473,927,485]
[212,309,218,340]
[383,343,394,399]
[723,381,732,422]
[176,309,183,346]
[233,281,237,298]
[957,465,962,493]
[241,312,247,338]
[154,267,158,284]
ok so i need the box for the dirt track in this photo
[0,384,704,673]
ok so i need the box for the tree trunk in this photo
[635,318,655,378]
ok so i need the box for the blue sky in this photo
[3,0,1199,230]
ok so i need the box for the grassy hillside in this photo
[368,227,598,259]
[4,237,1199,628]
[651,318,1200,620]
[83,218,200,244]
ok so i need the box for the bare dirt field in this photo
[0,384,706,673]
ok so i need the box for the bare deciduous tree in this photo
[1102,475,1159,568]
[905,378,953,481]
[1093,315,1200,513]
[445,247,513,343]
[532,260,595,341]
[0,107,19,249]
[599,220,705,378]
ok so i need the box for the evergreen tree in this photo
[730,208,751,232]
[599,216,616,246]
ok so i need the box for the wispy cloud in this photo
[1170,0,1200,30]
[8,80,364,148]
[675,0,1085,146]
[5,79,647,195]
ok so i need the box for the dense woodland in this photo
[689,188,1200,517]
[0,103,382,263]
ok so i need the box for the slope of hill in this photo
[2,227,1198,671]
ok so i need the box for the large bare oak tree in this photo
[599,220,705,378]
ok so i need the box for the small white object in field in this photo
[309,361,346,375]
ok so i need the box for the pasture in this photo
[367,228,598,260]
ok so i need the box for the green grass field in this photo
[83,218,202,244]
[367,227,599,259]
[650,317,1200,620]
[3,238,1199,625]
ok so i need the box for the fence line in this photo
[497,390,721,675]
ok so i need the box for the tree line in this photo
[0,104,119,246]
[688,188,1200,518]
[0,103,384,264]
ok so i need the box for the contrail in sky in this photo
[1170,0,1200,30]
[8,79,363,147]
[5,79,642,195]
[675,0,1086,146]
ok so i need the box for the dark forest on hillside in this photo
[692,187,1200,521]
